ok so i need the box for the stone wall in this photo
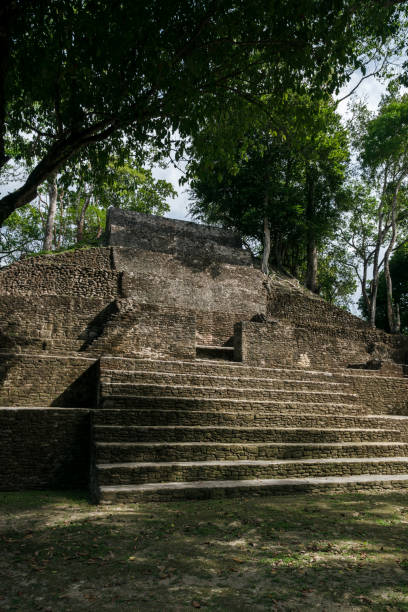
[90,300,196,360]
[118,249,264,310]
[0,262,119,298]
[267,282,373,331]
[0,354,98,407]
[235,320,408,370]
[343,373,408,414]
[115,248,266,345]
[14,247,112,270]
[195,311,248,346]
[106,209,251,265]
[0,295,112,353]
[0,408,90,490]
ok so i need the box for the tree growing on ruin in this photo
[187,94,350,293]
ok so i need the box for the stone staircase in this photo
[90,357,408,503]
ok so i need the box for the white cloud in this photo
[151,162,191,221]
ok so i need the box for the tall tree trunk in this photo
[395,303,401,334]
[370,243,381,328]
[77,194,91,243]
[360,250,371,319]
[306,239,318,293]
[43,173,58,251]
[384,256,395,331]
[261,214,270,275]
[305,168,318,293]
[274,232,283,270]
[384,181,401,333]
[369,168,389,328]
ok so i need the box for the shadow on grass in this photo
[1,491,408,610]
[0,489,89,511]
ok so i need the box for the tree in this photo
[359,245,408,333]
[0,156,175,264]
[349,94,408,331]
[0,0,404,225]
[188,94,350,292]
[337,181,380,317]
[317,243,357,308]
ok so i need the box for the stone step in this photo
[100,369,348,391]
[97,473,408,503]
[99,382,357,404]
[93,425,400,443]
[100,356,407,383]
[100,356,348,381]
[99,396,364,414]
[94,441,408,463]
[95,456,408,487]
[92,409,408,429]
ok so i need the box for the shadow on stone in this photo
[79,301,119,352]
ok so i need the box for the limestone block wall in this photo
[115,248,266,345]
[235,320,408,371]
[89,301,196,360]
[0,262,119,298]
[13,247,112,270]
[0,354,98,407]
[0,295,113,353]
[195,311,250,346]
[0,408,90,490]
[343,374,408,414]
[120,253,264,312]
[267,283,373,331]
[106,209,252,266]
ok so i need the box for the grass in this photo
[1,489,408,611]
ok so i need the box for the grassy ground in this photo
[1,490,408,611]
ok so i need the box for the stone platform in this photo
[1,210,408,500]
[90,356,408,503]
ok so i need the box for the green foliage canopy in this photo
[0,0,405,224]
[188,94,350,282]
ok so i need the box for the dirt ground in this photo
[1,489,408,611]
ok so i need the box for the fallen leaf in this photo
[192,601,201,608]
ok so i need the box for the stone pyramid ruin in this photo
[2,208,408,502]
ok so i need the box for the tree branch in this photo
[335,54,389,105]
[0,117,119,225]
